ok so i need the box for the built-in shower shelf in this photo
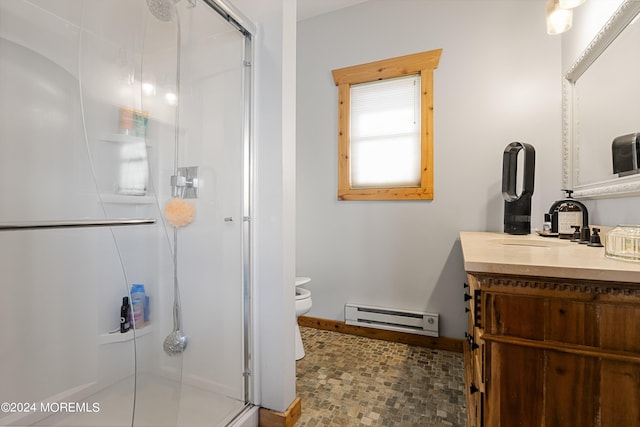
[100,133,146,144]
[99,193,155,204]
[100,326,152,344]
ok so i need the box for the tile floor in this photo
[295,327,467,427]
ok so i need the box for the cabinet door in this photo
[464,341,482,427]
[598,304,640,426]
[545,354,640,426]
[486,342,544,427]
[544,352,600,426]
[600,360,640,426]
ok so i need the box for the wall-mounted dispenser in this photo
[502,142,535,235]
[612,133,640,177]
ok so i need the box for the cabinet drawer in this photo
[486,293,545,340]
[599,304,640,353]
[545,299,599,346]
[488,292,640,353]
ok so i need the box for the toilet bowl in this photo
[295,277,312,360]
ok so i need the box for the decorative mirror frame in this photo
[562,0,640,199]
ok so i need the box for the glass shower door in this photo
[153,1,253,424]
[0,1,152,426]
[0,0,253,426]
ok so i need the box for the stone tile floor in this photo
[295,327,467,427]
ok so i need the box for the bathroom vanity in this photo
[460,232,640,427]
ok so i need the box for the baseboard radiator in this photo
[345,303,439,337]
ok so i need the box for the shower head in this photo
[163,329,188,356]
[163,293,188,356]
[146,0,176,22]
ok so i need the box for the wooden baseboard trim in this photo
[298,316,463,353]
[259,396,301,427]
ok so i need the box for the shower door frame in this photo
[201,0,257,409]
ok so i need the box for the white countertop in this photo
[460,231,640,283]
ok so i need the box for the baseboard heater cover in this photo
[345,303,439,337]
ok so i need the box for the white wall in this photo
[296,0,562,339]
[232,0,298,413]
[561,0,640,226]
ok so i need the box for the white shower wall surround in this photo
[0,0,257,426]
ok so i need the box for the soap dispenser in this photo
[557,190,581,239]
[548,189,589,240]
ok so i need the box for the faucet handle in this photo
[588,228,604,247]
[570,225,582,241]
[580,226,591,244]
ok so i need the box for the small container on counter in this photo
[605,225,640,262]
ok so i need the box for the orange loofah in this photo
[164,198,195,227]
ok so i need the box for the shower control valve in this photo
[170,166,199,199]
[170,175,187,187]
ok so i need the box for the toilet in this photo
[295,276,312,360]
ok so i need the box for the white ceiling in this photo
[297,0,369,21]
[296,0,546,21]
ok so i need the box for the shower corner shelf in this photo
[100,133,146,144]
[99,193,155,205]
[100,325,152,345]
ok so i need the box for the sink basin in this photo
[489,238,571,248]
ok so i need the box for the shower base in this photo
[30,374,247,427]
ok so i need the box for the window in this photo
[332,49,442,200]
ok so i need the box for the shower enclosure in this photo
[0,0,255,426]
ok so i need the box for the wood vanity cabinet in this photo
[464,273,640,427]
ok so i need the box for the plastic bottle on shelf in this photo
[130,284,146,329]
[120,296,131,333]
[144,295,150,324]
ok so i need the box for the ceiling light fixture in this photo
[546,0,573,35]
[559,0,586,8]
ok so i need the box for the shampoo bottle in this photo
[130,284,146,329]
[120,296,131,333]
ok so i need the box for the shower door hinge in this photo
[243,369,252,377]
[243,216,251,222]
[243,60,252,67]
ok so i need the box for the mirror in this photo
[563,0,640,198]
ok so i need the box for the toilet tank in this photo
[295,276,311,287]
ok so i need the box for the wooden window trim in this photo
[332,49,442,201]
